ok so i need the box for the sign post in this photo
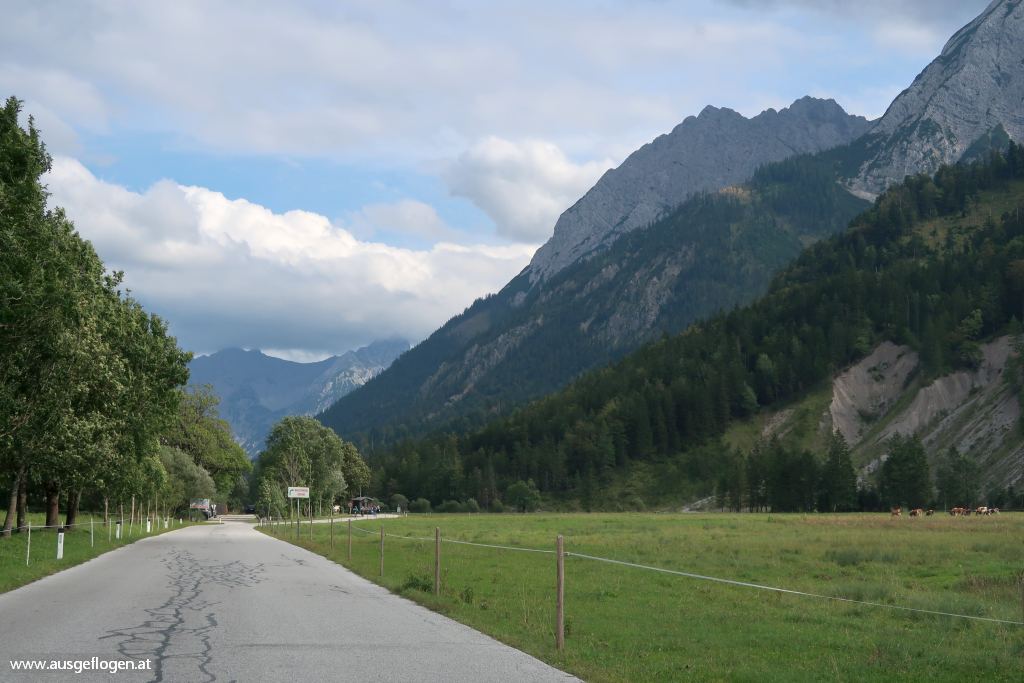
[56,530,65,560]
[287,487,310,540]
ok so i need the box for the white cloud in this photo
[443,137,612,243]
[346,199,455,242]
[45,157,536,356]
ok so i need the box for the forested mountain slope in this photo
[321,153,869,446]
[321,1,1022,452]
[368,146,1024,510]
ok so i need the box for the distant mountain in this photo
[528,97,870,282]
[190,339,408,454]
[849,0,1024,196]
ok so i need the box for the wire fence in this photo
[0,515,188,567]
[318,521,1024,643]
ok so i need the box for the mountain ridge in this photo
[190,338,408,454]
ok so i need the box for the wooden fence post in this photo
[379,526,385,577]
[434,527,441,595]
[348,519,353,561]
[556,534,565,651]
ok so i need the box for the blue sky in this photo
[1,0,990,359]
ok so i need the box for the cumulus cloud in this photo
[45,157,536,356]
[443,137,612,243]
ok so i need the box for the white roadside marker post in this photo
[25,521,31,566]
[90,515,94,548]
[56,529,64,560]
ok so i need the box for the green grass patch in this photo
[0,514,197,593]
[260,512,1024,682]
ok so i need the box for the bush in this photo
[389,493,409,512]
[464,498,480,513]
[490,499,505,513]
[409,497,432,513]
[436,499,465,513]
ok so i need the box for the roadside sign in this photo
[287,486,310,499]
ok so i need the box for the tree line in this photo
[362,144,1024,512]
[0,97,249,534]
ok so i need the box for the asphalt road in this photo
[0,522,577,682]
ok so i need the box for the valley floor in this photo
[263,512,1024,682]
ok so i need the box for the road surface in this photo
[0,522,577,682]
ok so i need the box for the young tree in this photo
[818,431,858,512]
[878,434,931,508]
[504,479,541,512]
[935,446,980,509]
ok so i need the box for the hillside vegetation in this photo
[368,146,1024,511]
[322,152,869,446]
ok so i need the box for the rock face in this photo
[850,0,1024,196]
[527,97,870,282]
[814,338,1021,489]
[189,338,408,455]
[829,342,919,446]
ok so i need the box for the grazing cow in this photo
[976,506,989,516]
[925,509,935,516]
[909,508,923,517]
[890,506,902,517]
[990,508,1000,515]
[949,507,967,516]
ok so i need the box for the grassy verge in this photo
[261,512,1023,682]
[0,512,196,593]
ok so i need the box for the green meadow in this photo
[0,513,196,593]
[262,512,1023,682]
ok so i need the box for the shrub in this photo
[389,493,409,512]
[409,497,432,513]
[464,498,480,513]
[436,499,465,513]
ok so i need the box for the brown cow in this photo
[949,507,966,516]
[909,508,923,517]
[975,506,989,516]
[890,507,902,517]
[925,509,935,516]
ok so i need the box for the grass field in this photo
[0,512,196,594]
[261,512,1023,682]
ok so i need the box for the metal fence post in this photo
[556,534,565,651]
[434,527,441,595]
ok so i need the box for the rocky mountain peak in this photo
[526,96,870,283]
[850,0,1024,195]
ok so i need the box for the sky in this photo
[2,0,989,361]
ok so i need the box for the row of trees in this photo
[1,97,245,533]
[363,145,1024,510]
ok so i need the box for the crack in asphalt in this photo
[100,550,264,682]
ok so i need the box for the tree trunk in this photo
[65,489,81,528]
[44,482,61,528]
[17,474,27,531]
[3,466,24,537]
